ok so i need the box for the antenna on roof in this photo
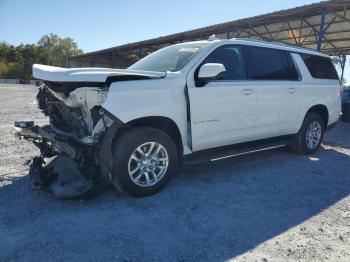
[208,34,218,41]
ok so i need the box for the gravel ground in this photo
[0,84,350,262]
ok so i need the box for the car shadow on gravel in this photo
[1,146,350,261]
[170,147,350,260]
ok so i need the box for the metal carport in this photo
[68,0,350,80]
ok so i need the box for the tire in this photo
[110,127,178,197]
[289,112,325,154]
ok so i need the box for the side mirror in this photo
[197,63,226,86]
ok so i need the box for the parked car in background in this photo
[14,38,341,198]
[342,88,350,122]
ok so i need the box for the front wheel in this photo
[111,127,178,197]
[289,112,325,154]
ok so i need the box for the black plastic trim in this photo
[327,121,338,130]
[184,84,192,150]
[97,110,124,181]
[183,135,294,165]
[105,75,154,85]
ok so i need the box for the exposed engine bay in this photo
[36,82,112,144]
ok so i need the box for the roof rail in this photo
[231,38,321,54]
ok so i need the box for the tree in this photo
[0,34,83,79]
[37,33,83,67]
[0,60,8,78]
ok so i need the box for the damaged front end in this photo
[15,64,165,199]
[15,83,119,199]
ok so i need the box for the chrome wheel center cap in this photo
[142,159,151,166]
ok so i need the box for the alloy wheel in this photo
[127,142,169,187]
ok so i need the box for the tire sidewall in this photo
[299,113,325,154]
[111,127,177,197]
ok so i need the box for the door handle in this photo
[287,88,297,94]
[240,89,254,95]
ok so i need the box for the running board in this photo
[183,136,293,165]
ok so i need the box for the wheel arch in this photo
[305,104,329,127]
[97,115,184,181]
[125,116,184,159]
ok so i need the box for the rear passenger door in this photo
[247,46,301,137]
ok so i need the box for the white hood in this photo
[32,64,166,82]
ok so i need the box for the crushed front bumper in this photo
[14,121,94,159]
[15,121,96,199]
[28,155,94,199]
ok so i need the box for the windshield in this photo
[129,43,208,72]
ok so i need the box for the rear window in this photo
[300,54,339,80]
[249,47,299,80]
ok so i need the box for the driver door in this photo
[187,45,257,151]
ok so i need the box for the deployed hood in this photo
[33,64,166,83]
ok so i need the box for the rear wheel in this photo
[290,112,325,154]
[111,127,177,197]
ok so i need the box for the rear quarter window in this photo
[300,53,339,80]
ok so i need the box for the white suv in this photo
[15,38,341,198]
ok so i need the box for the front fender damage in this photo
[96,111,124,182]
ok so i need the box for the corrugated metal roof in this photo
[69,0,350,68]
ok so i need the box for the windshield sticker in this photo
[179,47,199,52]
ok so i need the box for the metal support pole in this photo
[112,51,116,68]
[139,48,142,59]
[317,11,326,51]
[90,56,94,67]
[340,55,347,84]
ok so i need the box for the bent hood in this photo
[33,64,166,83]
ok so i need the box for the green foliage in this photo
[0,34,83,79]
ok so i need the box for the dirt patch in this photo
[1,84,350,261]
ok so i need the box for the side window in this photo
[300,54,339,80]
[249,47,296,80]
[202,45,247,80]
